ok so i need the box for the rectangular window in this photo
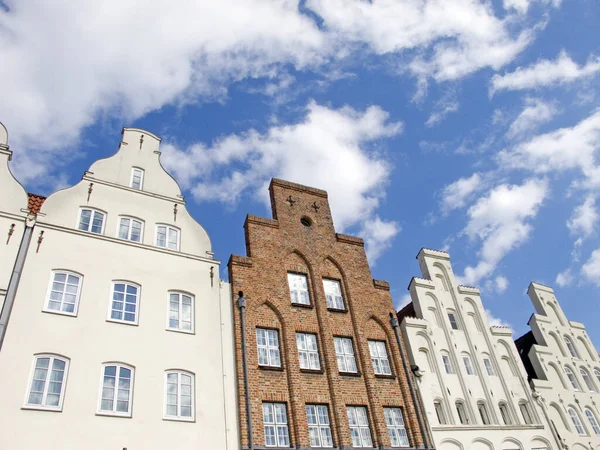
[520,403,533,424]
[369,340,392,375]
[263,402,290,447]
[384,407,410,447]
[297,333,320,370]
[130,168,144,190]
[156,225,179,250]
[456,402,469,424]
[118,217,143,242]
[99,364,133,416]
[288,273,310,305]
[44,271,82,316]
[109,282,140,324]
[442,354,453,374]
[448,313,459,330]
[347,406,373,447]
[434,401,446,424]
[478,403,490,425]
[463,357,474,375]
[26,355,68,410]
[499,403,511,425]
[323,279,344,310]
[257,328,281,368]
[168,292,194,332]
[483,358,495,376]
[306,404,333,447]
[165,371,194,420]
[334,337,358,374]
[78,208,104,234]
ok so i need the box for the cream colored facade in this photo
[0,126,239,450]
[399,249,558,450]
[517,283,600,450]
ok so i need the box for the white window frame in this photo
[483,357,495,376]
[130,167,145,190]
[462,356,474,375]
[117,216,144,243]
[384,407,410,447]
[477,401,490,425]
[565,336,580,358]
[585,408,600,435]
[334,336,358,374]
[167,291,194,333]
[569,407,587,435]
[347,406,373,447]
[288,272,310,305]
[448,312,459,330]
[499,402,511,425]
[77,207,105,234]
[456,401,469,424]
[520,402,533,425]
[306,404,333,447]
[108,281,141,325]
[565,366,581,391]
[43,270,83,316]
[256,328,281,368]
[164,370,195,421]
[296,333,320,370]
[434,400,447,425]
[580,367,597,392]
[24,354,69,411]
[263,402,290,447]
[323,278,345,310]
[442,353,453,374]
[97,363,134,417]
[369,340,392,375]
[155,224,180,251]
[594,368,600,385]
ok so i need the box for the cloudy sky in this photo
[1,0,599,342]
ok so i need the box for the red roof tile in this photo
[27,193,46,215]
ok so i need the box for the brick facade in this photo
[228,178,425,449]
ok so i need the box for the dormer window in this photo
[78,208,105,234]
[130,168,144,190]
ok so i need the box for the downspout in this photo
[238,292,253,450]
[390,314,431,450]
[0,218,34,351]
[411,367,434,449]
[532,388,566,450]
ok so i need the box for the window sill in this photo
[258,365,284,372]
[327,307,347,313]
[291,302,314,309]
[42,309,78,318]
[106,318,139,327]
[300,368,324,374]
[166,327,195,335]
[96,411,132,419]
[163,416,196,423]
[22,405,62,413]
[375,373,396,380]
[339,371,361,377]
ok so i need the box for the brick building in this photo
[228,178,427,449]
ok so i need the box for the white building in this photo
[399,248,558,450]
[0,125,239,450]
[516,282,600,450]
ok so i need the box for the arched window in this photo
[98,363,134,416]
[564,366,581,391]
[455,400,469,424]
[434,399,447,425]
[499,402,511,425]
[25,354,70,411]
[594,369,600,385]
[164,370,195,420]
[482,354,495,376]
[564,336,579,358]
[585,409,600,435]
[477,401,490,425]
[580,367,596,392]
[462,353,474,375]
[568,407,587,435]
[441,351,453,374]
[519,401,533,424]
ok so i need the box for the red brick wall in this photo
[229,178,424,448]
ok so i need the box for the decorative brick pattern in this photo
[229,178,424,449]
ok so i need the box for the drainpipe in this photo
[238,292,253,450]
[0,219,34,351]
[390,313,431,450]
[411,366,434,449]
[532,389,566,450]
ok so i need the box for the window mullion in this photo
[41,358,51,406]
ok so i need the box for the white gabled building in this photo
[399,248,558,450]
[0,126,239,450]
[516,282,600,450]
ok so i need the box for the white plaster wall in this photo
[401,249,557,450]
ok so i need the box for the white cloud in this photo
[459,179,549,285]
[495,275,509,293]
[582,249,600,286]
[426,90,459,127]
[556,269,574,287]
[507,98,557,139]
[485,308,514,333]
[503,0,561,14]
[162,101,402,263]
[568,196,598,239]
[491,51,600,94]
[441,173,482,213]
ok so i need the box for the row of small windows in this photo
[563,364,600,393]
[46,271,193,332]
[434,398,534,426]
[262,402,409,448]
[440,352,496,377]
[568,406,600,436]
[256,328,393,377]
[78,208,180,251]
[25,355,194,421]
[287,273,346,310]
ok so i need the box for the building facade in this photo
[516,282,600,450]
[399,248,558,450]
[228,178,427,450]
[0,126,239,449]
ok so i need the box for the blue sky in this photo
[1,0,600,343]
